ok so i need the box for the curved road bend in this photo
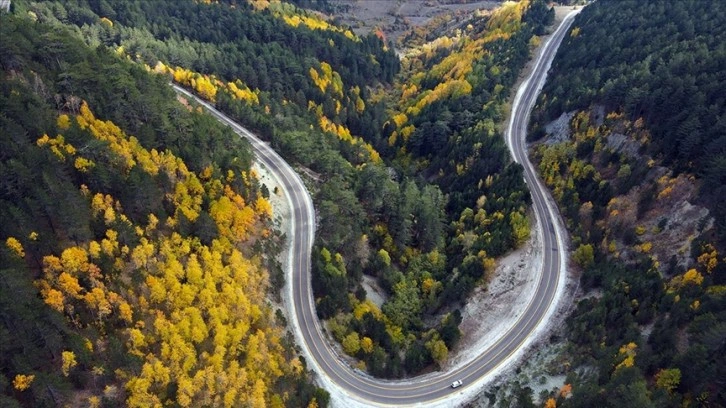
[173,9,578,405]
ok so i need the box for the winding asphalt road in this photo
[172,8,578,406]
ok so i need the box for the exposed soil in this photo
[329,0,501,45]
[448,210,543,371]
[253,162,291,241]
[361,274,387,308]
[539,110,714,274]
[544,111,575,144]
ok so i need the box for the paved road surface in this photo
[173,9,577,404]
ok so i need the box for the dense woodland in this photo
[0,9,328,408]
[6,0,724,406]
[14,0,556,380]
[533,0,726,241]
[520,1,726,407]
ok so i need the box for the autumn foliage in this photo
[28,104,297,407]
[155,62,259,106]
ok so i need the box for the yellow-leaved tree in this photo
[30,106,301,407]
[13,374,35,391]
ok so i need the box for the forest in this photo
[520,1,726,407]
[11,0,557,381]
[0,10,328,408]
[7,0,723,406]
[533,0,726,241]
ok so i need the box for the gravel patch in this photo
[448,211,543,371]
[544,111,575,144]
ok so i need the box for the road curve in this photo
[172,9,578,405]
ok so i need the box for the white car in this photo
[451,380,463,388]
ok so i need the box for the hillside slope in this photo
[0,13,326,408]
[523,1,726,407]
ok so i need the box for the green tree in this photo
[382,279,422,329]
[573,243,594,269]
[342,332,361,356]
[509,211,530,246]
[425,337,448,364]
[655,368,681,394]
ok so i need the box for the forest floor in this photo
[361,274,387,308]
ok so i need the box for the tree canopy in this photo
[527,1,726,406]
